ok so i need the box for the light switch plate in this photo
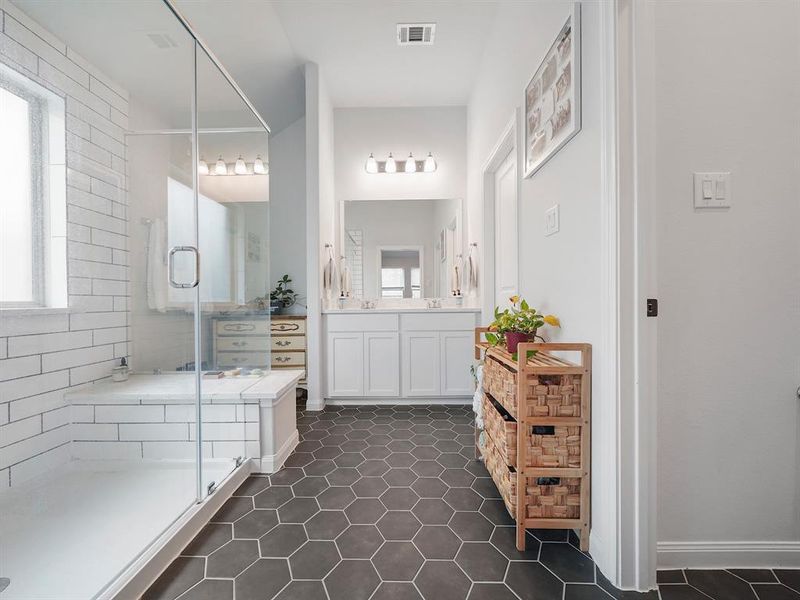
[544,204,560,236]
[693,172,731,208]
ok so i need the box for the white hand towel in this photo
[467,253,478,296]
[147,218,167,313]
[322,255,335,300]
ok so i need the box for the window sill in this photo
[0,306,72,316]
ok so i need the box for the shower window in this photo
[0,83,43,306]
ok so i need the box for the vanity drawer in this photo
[272,336,305,351]
[326,313,398,332]
[271,319,306,335]
[216,320,269,336]
[216,351,268,367]
[401,312,477,331]
[272,351,305,367]
[217,336,270,352]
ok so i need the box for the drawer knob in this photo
[276,340,290,347]
[275,356,291,363]
[233,341,247,347]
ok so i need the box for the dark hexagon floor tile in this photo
[358,459,391,477]
[288,540,340,579]
[435,440,463,453]
[336,524,384,558]
[387,452,417,468]
[353,476,389,498]
[178,579,233,600]
[490,526,541,560]
[776,571,800,594]
[479,499,515,526]
[292,476,329,497]
[444,488,483,511]
[441,468,475,488]
[531,528,569,542]
[341,440,369,452]
[411,460,445,477]
[207,539,260,578]
[728,569,776,583]
[411,434,438,446]
[563,584,614,599]
[438,453,470,469]
[411,446,440,460]
[371,424,394,435]
[413,525,462,559]
[347,429,371,440]
[415,561,471,600]
[465,461,490,478]
[327,467,361,486]
[448,511,494,541]
[211,496,253,523]
[333,452,365,468]
[540,542,595,583]
[411,424,435,435]
[254,485,293,509]
[657,570,686,584]
[306,510,349,540]
[467,583,519,600]
[388,440,415,452]
[658,586,715,600]
[325,559,381,600]
[321,435,349,447]
[270,468,305,486]
[234,509,278,539]
[259,523,307,557]
[596,566,659,600]
[304,459,337,476]
[363,445,393,459]
[412,498,454,525]
[456,542,509,582]
[234,476,271,497]
[372,582,423,600]
[142,556,205,600]
[752,585,800,600]
[296,440,322,453]
[471,477,502,499]
[313,446,343,460]
[411,477,449,498]
[234,558,290,600]
[381,487,420,510]
[277,497,319,523]
[383,468,418,487]
[377,511,422,540]
[432,428,459,441]
[506,561,564,600]
[285,452,314,468]
[273,580,328,600]
[181,523,232,556]
[372,541,425,581]
[685,569,758,600]
[344,498,387,524]
[318,486,356,509]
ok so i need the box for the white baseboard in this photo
[325,397,472,406]
[305,396,326,411]
[657,541,800,569]
[102,460,252,600]
[257,429,299,473]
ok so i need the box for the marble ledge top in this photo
[65,370,304,405]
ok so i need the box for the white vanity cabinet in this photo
[324,310,478,401]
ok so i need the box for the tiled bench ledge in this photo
[64,370,303,472]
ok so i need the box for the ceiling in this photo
[11,0,499,132]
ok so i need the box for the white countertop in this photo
[322,307,481,314]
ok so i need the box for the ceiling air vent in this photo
[146,32,178,50]
[397,23,436,46]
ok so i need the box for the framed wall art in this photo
[523,3,581,178]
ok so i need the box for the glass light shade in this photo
[424,152,437,173]
[404,153,416,173]
[198,158,209,175]
[365,153,378,174]
[214,155,227,176]
[234,155,247,175]
[253,155,267,174]
[385,152,397,174]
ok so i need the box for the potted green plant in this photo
[485,295,561,354]
[269,274,298,314]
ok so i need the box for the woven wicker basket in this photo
[529,425,582,469]
[482,393,517,465]
[483,356,582,419]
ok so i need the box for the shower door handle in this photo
[168,246,200,289]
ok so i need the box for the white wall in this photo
[0,2,131,487]
[652,0,800,567]
[466,0,614,574]
[269,116,307,313]
[334,107,466,203]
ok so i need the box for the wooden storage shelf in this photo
[475,327,591,552]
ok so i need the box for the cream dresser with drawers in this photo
[212,315,307,384]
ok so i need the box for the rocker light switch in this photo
[694,172,731,208]
[544,204,560,236]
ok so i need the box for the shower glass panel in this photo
[195,46,270,496]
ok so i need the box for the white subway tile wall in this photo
[0,3,130,488]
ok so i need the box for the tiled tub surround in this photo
[0,1,131,488]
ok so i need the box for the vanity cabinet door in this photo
[327,333,364,397]
[401,332,441,397]
[364,332,400,397]
[440,331,475,396]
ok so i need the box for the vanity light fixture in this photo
[198,157,209,175]
[405,152,416,173]
[364,151,437,174]
[253,155,267,175]
[214,155,228,176]
[234,155,247,175]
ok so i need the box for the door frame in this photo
[480,108,522,324]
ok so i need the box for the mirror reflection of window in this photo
[379,249,421,298]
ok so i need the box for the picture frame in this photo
[523,3,581,178]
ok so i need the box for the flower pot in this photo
[505,332,535,354]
